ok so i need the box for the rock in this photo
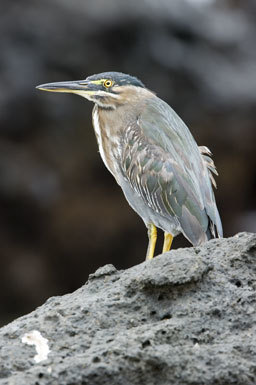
[0,232,256,385]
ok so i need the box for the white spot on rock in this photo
[185,0,215,5]
[21,330,51,363]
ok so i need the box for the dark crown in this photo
[86,72,145,88]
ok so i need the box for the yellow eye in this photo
[104,79,113,88]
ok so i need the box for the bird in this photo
[37,71,223,260]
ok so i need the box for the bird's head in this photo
[37,72,146,109]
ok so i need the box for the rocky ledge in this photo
[0,232,256,385]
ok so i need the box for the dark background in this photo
[0,0,256,326]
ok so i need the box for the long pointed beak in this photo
[36,80,91,94]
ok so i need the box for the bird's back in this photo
[120,93,222,245]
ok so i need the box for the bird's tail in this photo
[206,215,223,241]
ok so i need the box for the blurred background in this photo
[0,0,256,326]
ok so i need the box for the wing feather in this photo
[120,96,223,244]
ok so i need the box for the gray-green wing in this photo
[120,96,222,245]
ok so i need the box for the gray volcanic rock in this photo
[0,232,256,385]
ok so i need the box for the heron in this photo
[37,71,222,260]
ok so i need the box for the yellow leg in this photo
[162,232,173,253]
[146,224,157,260]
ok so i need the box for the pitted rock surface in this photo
[0,232,256,385]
